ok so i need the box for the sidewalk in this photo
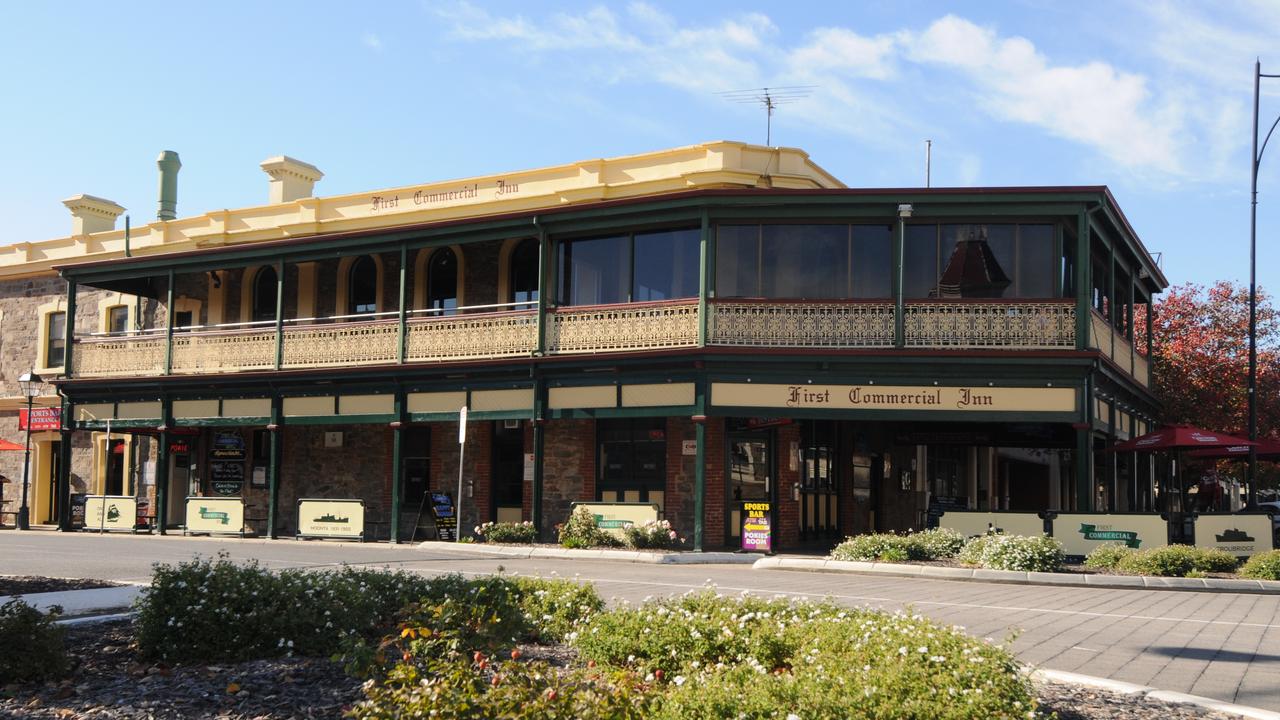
[417,540,759,564]
[1,584,144,617]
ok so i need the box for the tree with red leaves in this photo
[1143,281,1280,438]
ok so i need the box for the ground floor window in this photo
[402,426,430,511]
[492,421,524,523]
[597,418,665,504]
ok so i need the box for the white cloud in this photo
[788,27,897,80]
[361,32,383,51]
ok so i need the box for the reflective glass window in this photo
[634,228,699,301]
[509,238,540,307]
[427,249,459,315]
[851,225,892,298]
[903,225,939,298]
[252,266,278,323]
[349,256,378,315]
[557,234,629,305]
[715,225,761,297]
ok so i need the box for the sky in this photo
[2,0,1279,293]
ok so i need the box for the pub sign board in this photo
[184,496,245,536]
[741,501,772,553]
[939,511,1046,539]
[1051,513,1169,559]
[83,496,137,533]
[296,498,365,541]
[18,407,61,431]
[430,492,457,541]
[570,502,660,540]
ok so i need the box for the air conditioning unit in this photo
[503,419,520,430]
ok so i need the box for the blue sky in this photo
[3,1,1279,292]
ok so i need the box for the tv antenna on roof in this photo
[718,86,817,146]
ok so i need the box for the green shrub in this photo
[1116,545,1240,577]
[1084,543,1133,570]
[959,534,1063,572]
[512,576,604,643]
[474,520,538,544]
[1240,550,1280,580]
[557,505,623,549]
[911,527,967,558]
[0,599,68,684]
[623,519,685,549]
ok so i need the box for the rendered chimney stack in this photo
[62,194,126,235]
[156,150,181,220]
[260,156,324,203]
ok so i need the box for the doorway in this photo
[168,450,192,527]
[727,430,772,546]
[43,440,61,524]
[798,421,839,544]
[492,421,524,524]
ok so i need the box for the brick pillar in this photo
[522,422,534,522]
[702,417,725,548]
[775,422,801,550]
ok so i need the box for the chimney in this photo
[156,150,181,220]
[260,156,323,203]
[62,194,126,235]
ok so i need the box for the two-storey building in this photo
[0,141,1165,550]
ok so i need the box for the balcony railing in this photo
[709,300,894,348]
[1089,309,1150,386]
[70,298,1100,380]
[547,300,699,354]
[904,300,1076,349]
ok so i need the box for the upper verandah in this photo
[0,141,843,278]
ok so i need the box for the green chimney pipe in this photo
[156,150,181,221]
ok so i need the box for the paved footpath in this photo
[4,530,1279,712]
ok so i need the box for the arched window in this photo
[348,255,378,315]
[509,238,539,307]
[426,248,458,315]
[252,266,278,323]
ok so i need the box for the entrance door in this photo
[798,421,839,544]
[492,421,524,524]
[727,432,772,545]
[168,451,191,527]
[43,441,62,524]
[400,426,431,540]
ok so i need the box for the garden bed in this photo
[1,619,1243,719]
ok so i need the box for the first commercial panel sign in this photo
[711,383,1077,414]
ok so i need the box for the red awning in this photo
[1107,426,1255,452]
[0,439,24,451]
[1188,438,1280,460]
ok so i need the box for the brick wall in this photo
[664,417,695,542]
[430,420,493,536]
[702,417,726,548]
[774,422,801,549]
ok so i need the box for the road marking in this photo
[368,561,1280,632]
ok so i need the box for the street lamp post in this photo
[1249,60,1280,506]
[16,370,44,531]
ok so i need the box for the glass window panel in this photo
[715,225,760,297]
[634,228,699,301]
[252,266,278,323]
[46,312,66,367]
[1018,225,1055,298]
[851,225,892,298]
[1060,230,1076,298]
[108,306,129,334]
[761,225,847,299]
[985,225,1016,295]
[557,235,629,306]
[509,238,540,306]
[349,256,378,314]
[427,249,459,315]
[903,225,939,298]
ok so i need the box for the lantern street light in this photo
[16,370,44,531]
[1249,60,1280,506]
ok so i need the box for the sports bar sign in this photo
[711,383,1077,413]
[18,407,61,431]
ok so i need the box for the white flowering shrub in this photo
[474,520,538,544]
[959,534,1064,572]
[830,528,965,562]
[623,519,685,549]
[1083,543,1133,570]
[1241,549,1280,580]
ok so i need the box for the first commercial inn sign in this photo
[711,384,1078,414]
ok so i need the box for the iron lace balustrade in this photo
[904,299,1076,349]
[709,299,895,348]
[547,300,700,354]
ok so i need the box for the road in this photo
[3,530,1278,711]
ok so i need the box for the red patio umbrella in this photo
[1188,438,1280,460]
[0,439,24,451]
[1107,426,1255,452]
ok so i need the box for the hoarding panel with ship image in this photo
[1194,514,1275,558]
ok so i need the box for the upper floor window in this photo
[107,305,129,334]
[717,224,891,299]
[556,228,698,306]
[426,248,459,315]
[349,255,378,315]
[509,238,540,307]
[46,312,66,367]
[252,266,278,323]
[905,223,1055,299]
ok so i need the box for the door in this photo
[492,421,525,524]
[798,421,839,544]
[727,432,772,545]
[168,451,191,526]
[597,419,666,509]
[42,441,62,524]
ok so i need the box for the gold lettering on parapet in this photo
[371,179,521,212]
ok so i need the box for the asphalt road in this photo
[3,530,1279,712]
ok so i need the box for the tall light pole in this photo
[1249,60,1280,506]
[17,370,43,530]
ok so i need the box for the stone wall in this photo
[540,419,595,537]
[278,424,391,533]
[429,420,492,536]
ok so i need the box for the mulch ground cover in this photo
[0,619,1241,719]
[0,576,121,597]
